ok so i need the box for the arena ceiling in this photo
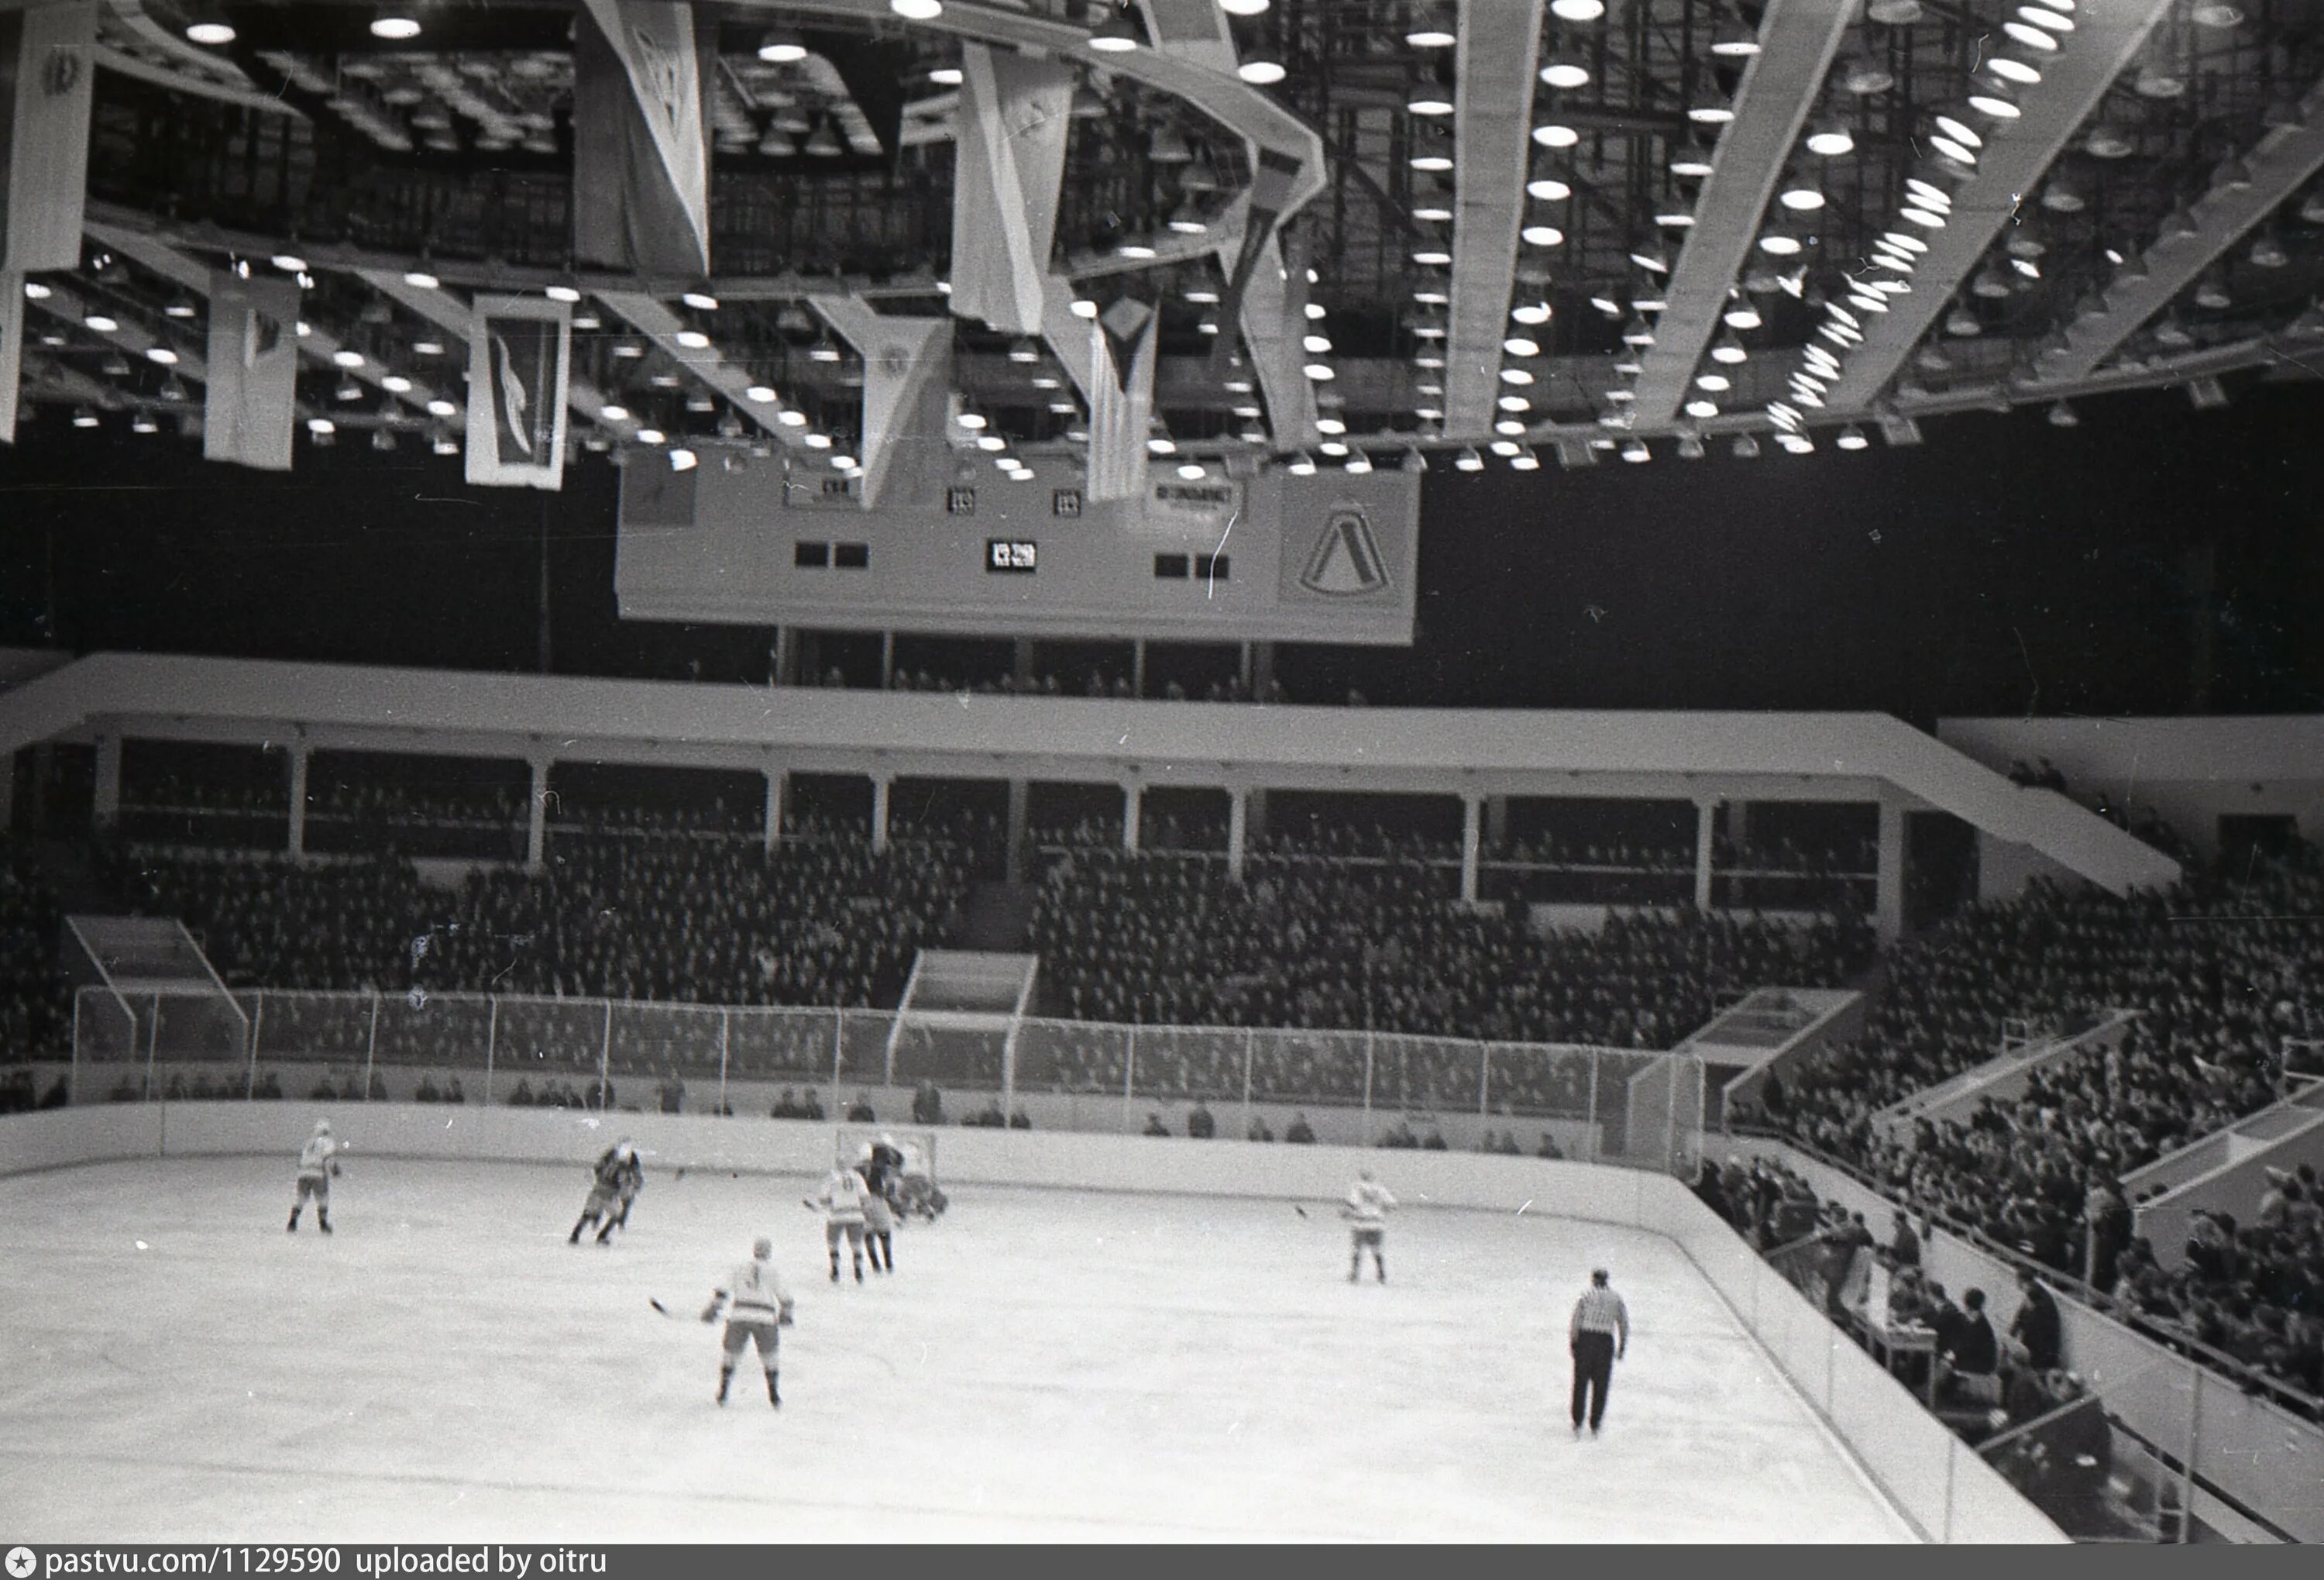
[16,0,2324,471]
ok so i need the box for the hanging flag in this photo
[201,270,300,471]
[1207,145,1305,370]
[0,270,22,443]
[812,299,951,510]
[572,0,712,277]
[947,45,1074,334]
[1084,302,1157,503]
[0,1,95,275]
[466,296,571,491]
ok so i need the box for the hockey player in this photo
[858,1149,896,1275]
[287,1119,340,1234]
[1345,1167,1396,1283]
[702,1237,794,1408]
[569,1139,638,1246]
[814,1162,871,1283]
[610,1143,646,1235]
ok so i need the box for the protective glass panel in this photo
[250,990,376,1063]
[1483,1042,1597,1119]
[1247,1029,1367,1107]
[606,1000,726,1081]
[724,1006,838,1080]
[492,997,610,1104]
[1370,1033,1484,1117]
[1128,1026,1246,1102]
[1011,1017,1132,1096]
[889,1020,1006,1093]
[370,990,495,1071]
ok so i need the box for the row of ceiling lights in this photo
[1759,0,2080,439]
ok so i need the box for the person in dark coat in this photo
[2012,1268,2064,1372]
[1951,1288,2000,1376]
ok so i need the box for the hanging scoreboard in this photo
[614,449,1422,645]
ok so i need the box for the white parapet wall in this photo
[0,1103,2064,1544]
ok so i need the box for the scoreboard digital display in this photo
[986,539,1038,573]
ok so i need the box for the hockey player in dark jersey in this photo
[569,1140,641,1245]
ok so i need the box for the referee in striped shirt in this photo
[1569,1268,1629,1438]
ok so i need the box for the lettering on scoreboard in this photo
[614,451,1421,644]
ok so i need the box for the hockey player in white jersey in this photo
[287,1119,340,1234]
[701,1237,794,1408]
[1345,1168,1396,1283]
[813,1164,871,1283]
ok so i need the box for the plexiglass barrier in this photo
[69,986,1706,1172]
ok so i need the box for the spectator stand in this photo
[2119,1080,2324,1269]
[1722,1133,2322,1544]
[1871,1010,2144,1144]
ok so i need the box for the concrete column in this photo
[1012,637,1035,687]
[1238,642,1253,689]
[1485,794,1508,846]
[772,627,798,687]
[1459,793,1483,904]
[92,733,122,828]
[762,766,785,853]
[1695,800,1717,912]
[287,747,310,859]
[1251,641,1276,698]
[1875,799,1906,943]
[1123,783,1143,852]
[1226,788,1247,879]
[1006,777,1030,881]
[526,758,550,868]
[1132,639,1147,698]
[871,776,892,853]
[880,632,896,688]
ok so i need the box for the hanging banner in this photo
[202,270,299,472]
[1084,307,1157,503]
[0,1,95,275]
[572,0,712,277]
[466,295,572,491]
[947,44,1074,334]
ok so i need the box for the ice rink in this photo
[0,1154,1915,1543]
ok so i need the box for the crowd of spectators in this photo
[95,812,973,1016]
[1031,845,1875,1048]
[1,855,70,1058]
[1741,841,2324,1408]
[2004,758,2199,866]
[876,663,1289,704]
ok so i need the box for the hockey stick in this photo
[1292,1204,1308,1217]
[648,1297,682,1319]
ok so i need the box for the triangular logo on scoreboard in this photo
[1299,507,1391,597]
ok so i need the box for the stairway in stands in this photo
[953,879,1037,952]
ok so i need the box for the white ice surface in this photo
[0,1157,1915,1543]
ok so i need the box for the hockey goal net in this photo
[834,1126,937,1184]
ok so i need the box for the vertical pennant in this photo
[466,295,571,491]
[572,0,712,277]
[0,270,22,444]
[948,45,1074,334]
[0,2,95,275]
[807,296,953,508]
[202,270,300,471]
[1085,307,1159,503]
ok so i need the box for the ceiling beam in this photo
[1628,0,1855,429]
[2030,74,2324,387]
[1816,0,2176,415]
[91,223,464,422]
[593,289,810,450]
[1443,0,1544,438]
